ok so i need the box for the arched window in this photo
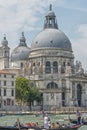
[20,62,23,68]
[61,62,66,73]
[45,61,51,73]
[53,61,58,73]
[4,100,6,106]
[11,89,14,96]
[47,82,58,89]
[4,89,6,96]
[12,100,14,106]
[77,84,82,106]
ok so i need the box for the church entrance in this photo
[77,84,82,106]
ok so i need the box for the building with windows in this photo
[26,5,87,110]
[0,5,87,110]
[0,70,15,110]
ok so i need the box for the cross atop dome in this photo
[4,34,6,40]
[49,4,52,11]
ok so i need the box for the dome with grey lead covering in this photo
[31,4,72,51]
[11,32,30,61]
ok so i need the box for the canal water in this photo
[0,114,86,130]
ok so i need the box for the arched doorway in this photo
[46,82,58,110]
[77,84,82,106]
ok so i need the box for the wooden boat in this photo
[0,113,6,117]
[69,118,87,125]
[0,125,81,130]
[0,126,28,130]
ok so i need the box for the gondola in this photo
[68,115,87,125]
[0,125,81,130]
[0,126,28,130]
[69,118,87,125]
[0,113,6,117]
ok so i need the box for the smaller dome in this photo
[11,46,30,61]
[11,32,30,61]
[1,35,8,46]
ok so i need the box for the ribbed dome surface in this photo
[11,46,30,61]
[31,29,72,51]
[11,32,30,61]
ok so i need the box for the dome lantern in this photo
[49,4,52,11]
[31,5,72,52]
[1,34,8,46]
[19,32,27,46]
[44,4,58,29]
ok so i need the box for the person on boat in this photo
[35,122,39,126]
[44,114,49,129]
[14,118,23,128]
[48,117,51,129]
[51,123,56,129]
[55,122,60,128]
[67,123,71,128]
[61,124,67,128]
[76,110,81,124]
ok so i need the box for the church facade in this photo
[0,5,87,110]
[27,5,87,110]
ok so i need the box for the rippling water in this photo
[0,114,86,130]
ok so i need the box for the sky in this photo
[0,0,87,71]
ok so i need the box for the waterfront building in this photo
[0,70,15,110]
[26,5,87,110]
[0,5,87,110]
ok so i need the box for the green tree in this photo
[26,87,42,111]
[16,77,42,111]
[15,76,30,106]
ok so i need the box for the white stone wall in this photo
[27,48,87,109]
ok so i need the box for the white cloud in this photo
[0,0,62,50]
[0,0,86,71]
[72,24,87,70]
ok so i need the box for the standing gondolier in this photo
[76,110,81,124]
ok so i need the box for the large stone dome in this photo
[11,32,30,61]
[31,4,72,52]
[31,28,72,51]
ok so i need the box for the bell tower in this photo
[0,35,10,69]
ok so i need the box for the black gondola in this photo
[0,125,81,130]
[69,118,87,125]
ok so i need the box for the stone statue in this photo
[76,60,84,73]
